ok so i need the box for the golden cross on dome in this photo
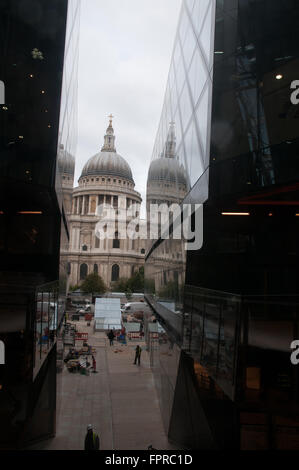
[108,114,114,123]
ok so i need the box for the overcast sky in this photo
[75,0,182,216]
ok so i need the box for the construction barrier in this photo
[127,332,141,341]
[149,332,159,339]
[75,332,88,342]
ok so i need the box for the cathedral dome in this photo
[58,144,75,175]
[147,157,187,186]
[81,151,133,182]
[80,117,134,183]
[147,122,187,187]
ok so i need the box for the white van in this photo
[122,302,151,314]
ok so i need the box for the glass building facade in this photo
[0,0,80,448]
[145,0,299,449]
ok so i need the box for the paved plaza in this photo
[35,321,174,450]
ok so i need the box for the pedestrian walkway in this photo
[34,321,174,450]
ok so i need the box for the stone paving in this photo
[35,321,174,450]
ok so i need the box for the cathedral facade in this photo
[59,118,145,289]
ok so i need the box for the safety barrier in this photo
[127,332,142,341]
[75,332,88,342]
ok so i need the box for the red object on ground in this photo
[75,332,88,341]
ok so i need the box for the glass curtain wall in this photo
[146,0,299,450]
[145,0,216,313]
[145,0,217,447]
[0,0,80,448]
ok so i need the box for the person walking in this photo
[134,345,142,366]
[107,329,115,346]
[92,355,97,373]
[84,424,100,451]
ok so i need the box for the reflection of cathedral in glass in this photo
[58,144,75,216]
[146,123,187,310]
[147,122,188,206]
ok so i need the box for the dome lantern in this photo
[80,118,134,183]
[101,114,116,153]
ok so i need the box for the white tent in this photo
[94,298,122,331]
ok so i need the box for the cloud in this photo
[75,0,182,217]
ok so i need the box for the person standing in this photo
[134,345,142,365]
[107,329,115,346]
[84,424,100,451]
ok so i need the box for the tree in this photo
[127,267,144,293]
[125,288,132,301]
[111,267,144,294]
[69,284,80,292]
[111,278,129,292]
[157,281,183,302]
[144,278,155,294]
[81,273,107,294]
